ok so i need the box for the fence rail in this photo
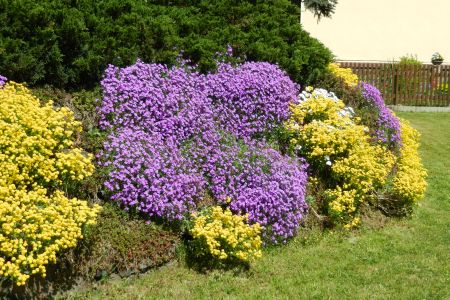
[339,61,450,106]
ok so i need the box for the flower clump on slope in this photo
[381,119,427,215]
[286,87,395,226]
[100,128,205,221]
[321,64,426,218]
[191,206,262,263]
[206,62,299,139]
[99,61,214,221]
[98,60,308,245]
[186,132,308,243]
[0,81,100,285]
[328,63,359,87]
[360,82,402,148]
[99,60,214,143]
[98,58,427,249]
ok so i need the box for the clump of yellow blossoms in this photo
[285,87,394,226]
[191,206,262,263]
[0,82,101,286]
[391,119,427,206]
[328,63,359,87]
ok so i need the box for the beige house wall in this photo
[302,0,450,63]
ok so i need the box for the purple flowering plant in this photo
[0,75,6,87]
[359,82,402,149]
[98,58,309,244]
[207,62,299,139]
[99,128,205,221]
[229,148,309,244]
[183,131,308,243]
[99,60,214,143]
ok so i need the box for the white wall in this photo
[302,0,450,63]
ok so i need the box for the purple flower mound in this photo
[0,75,6,87]
[185,131,265,202]
[100,128,205,221]
[186,133,309,244]
[360,82,402,148]
[98,60,309,243]
[99,60,214,144]
[207,62,299,139]
[230,150,309,244]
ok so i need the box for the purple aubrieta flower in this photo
[186,132,308,244]
[0,75,6,87]
[99,60,214,144]
[359,82,402,148]
[98,60,308,243]
[99,128,205,221]
[229,150,309,244]
[207,62,300,139]
[99,60,299,142]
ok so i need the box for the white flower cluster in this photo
[297,86,355,119]
[338,106,355,118]
[298,86,339,103]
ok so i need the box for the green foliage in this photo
[31,86,104,153]
[73,203,180,279]
[435,83,449,96]
[304,0,338,20]
[398,54,422,66]
[291,0,338,22]
[0,0,332,88]
[394,54,422,97]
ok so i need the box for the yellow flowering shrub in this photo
[391,119,427,206]
[0,82,101,285]
[328,63,359,87]
[285,87,394,226]
[286,88,363,165]
[327,143,394,224]
[332,143,395,195]
[190,206,262,263]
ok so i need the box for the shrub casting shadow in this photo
[182,233,250,275]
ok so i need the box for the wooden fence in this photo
[339,61,450,106]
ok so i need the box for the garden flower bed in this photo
[0,59,427,297]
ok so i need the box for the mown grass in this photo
[62,113,450,300]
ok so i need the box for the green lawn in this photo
[64,113,450,300]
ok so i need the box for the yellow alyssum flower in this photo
[0,82,101,286]
[191,206,262,263]
[286,88,395,227]
[328,63,359,87]
[392,119,427,204]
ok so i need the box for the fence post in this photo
[393,64,398,105]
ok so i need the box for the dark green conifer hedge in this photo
[0,0,332,88]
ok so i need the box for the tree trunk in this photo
[299,0,302,24]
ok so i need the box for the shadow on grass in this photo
[182,233,251,275]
